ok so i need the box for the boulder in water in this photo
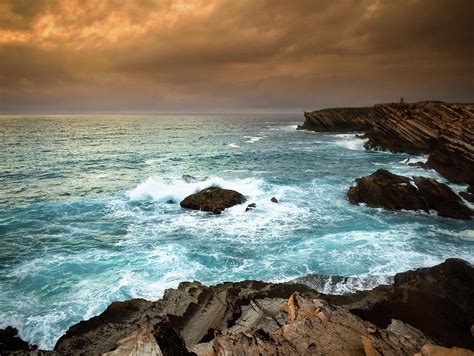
[347,169,473,219]
[271,197,278,203]
[180,187,246,214]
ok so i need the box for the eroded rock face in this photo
[213,294,432,356]
[180,187,246,214]
[325,258,474,350]
[298,107,374,132]
[299,101,474,186]
[347,169,473,219]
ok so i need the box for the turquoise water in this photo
[1,114,473,349]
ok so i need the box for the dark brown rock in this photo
[413,177,473,219]
[298,107,374,132]
[180,187,246,214]
[324,259,474,350]
[347,169,427,211]
[270,197,278,203]
[245,203,256,211]
[348,169,472,219]
[0,327,35,353]
[459,191,474,203]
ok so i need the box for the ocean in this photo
[1,113,473,349]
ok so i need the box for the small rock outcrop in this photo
[245,203,256,211]
[347,169,473,219]
[180,187,246,214]
[270,197,278,203]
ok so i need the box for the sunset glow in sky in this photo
[0,0,472,113]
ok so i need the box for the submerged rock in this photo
[180,187,246,214]
[245,203,256,211]
[181,175,209,183]
[347,169,473,219]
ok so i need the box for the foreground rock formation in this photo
[299,101,474,186]
[180,187,246,214]
[347,169,473,219]
[2,259,473,355]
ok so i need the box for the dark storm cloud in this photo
[0,0,472,113]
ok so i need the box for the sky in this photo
[0,0,472,114]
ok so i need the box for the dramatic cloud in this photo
[0,0,472,113]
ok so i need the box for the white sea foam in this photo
[244,136,263,143]
[330,134,367,150]
[227,143,240,148]
[127,176,266,203]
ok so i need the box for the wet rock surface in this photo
[180,187,246,214]
[299,101,474,186]
[347,169,473,219]
[3,259,472,355]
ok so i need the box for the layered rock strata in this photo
[299,101,474,186]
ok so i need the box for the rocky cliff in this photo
[2,259,473,355]
[299,101,474,186]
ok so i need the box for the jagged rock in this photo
[299,101,474,185]
[180,187,246,214]
[245,203,256,211]
[102,327,162,356]
[298,107,374,132]
[212,294,432,355]
[347,169,473,219]
[54,299,156,354]
[324,259,474,350]
[270,197,278,203]
[0,327,36,353]
[101,317,192,356]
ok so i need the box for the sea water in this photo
[1,114,473,349]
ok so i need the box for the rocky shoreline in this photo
[299,101,474,187]
[300,100,474,219]
[2,102,474,355]
[2,259,473,355]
